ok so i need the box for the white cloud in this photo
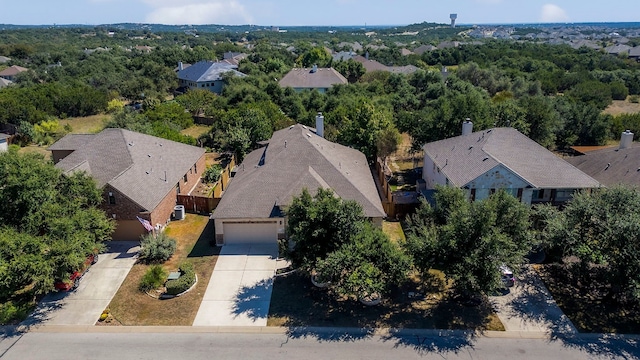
[540,4,569,22]
[144,1,253,25]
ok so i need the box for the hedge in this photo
[165,262,196,295]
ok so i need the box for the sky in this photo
[2,0,640,26]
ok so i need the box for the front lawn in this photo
[107,214,219,326]
[536,264,640,334]
[268,270,504,331]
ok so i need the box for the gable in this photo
[464,164,532,189]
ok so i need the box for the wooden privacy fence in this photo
[177,195,220,214]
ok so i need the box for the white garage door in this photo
[223,222,278,245]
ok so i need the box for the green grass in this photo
[59,114,109,134]
[181,125,211,139]
[383,220,406,243]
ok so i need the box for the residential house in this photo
[604,44,632,56]
[567,130,640,187]
[0,65,28,81]
[629,46,640,60]
[222,51,247,66]
[213,121,386,245]
[400,48,414,56]
[0,133,9,152]
[49,129,206,240]
[422,123,599,205]
[176,60,246,94]
[413,44,436,55]
[332,52,418,75]
[278,66,347,93]
[0,56,10,64]
[0,77,13,89]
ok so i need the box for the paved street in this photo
[0,328,638,360]
[193,244,279,326]
[489,266,577,334]
[22,242,139,326]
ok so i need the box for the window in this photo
[108,192,116,205]
[470,188,476,201]
[176,182,181,194]
[184,174,188,183]
[194,163,198,173]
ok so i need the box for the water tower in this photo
[450,14,457,28]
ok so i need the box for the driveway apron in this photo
[489,266,577,334]
[193,244,279,326]
[23,241,139,326]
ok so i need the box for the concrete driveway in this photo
[489,266,577,334]
[24,241,139,326]
[193,244,280,326]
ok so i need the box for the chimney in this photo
[316,112,324,138]
[311,64,318,73]
[620,130,634,149]
[178,61,184,71]
[462,118,473,136]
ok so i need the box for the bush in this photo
[139,264,168,292]
[0,300,32,325]
[165,262,196,295]
[630,95,640,104]
[202,164,223,184]
[139,232,177,264]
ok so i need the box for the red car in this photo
[54,254,98,291]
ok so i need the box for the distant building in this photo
[450,14,457,28]
[278,67,347,93]
[0,65,28,81]
[176,60,246,94]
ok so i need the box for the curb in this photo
[9,324,639,341]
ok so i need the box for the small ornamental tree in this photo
[202,164,223,184]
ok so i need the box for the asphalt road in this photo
[1,329,638,360]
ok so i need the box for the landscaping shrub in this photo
[139,232,177,264]
[139,265,168,292]
[165,262,196,295]
[630,95,640,104]
[202,164,223,184]
[0,300,32,325]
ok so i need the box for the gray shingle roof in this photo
[177,60,246,83]
[629,46,640,58]
[0,78,12,88]
[214,124,385,220]
[423,127,599,189]
[52,129,204,212]
[278,68,347,89]
[566,143,640,187]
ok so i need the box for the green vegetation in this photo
[202,164,223,184]
[0,150,114,324]
[139,265,168,292]
[404,187,534,295]
[138,232,177,264]
[165,262,196,296]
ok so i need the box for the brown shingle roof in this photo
[214,124,385,220]
[566,143,640,187]
[51,129,204,212]
[423,127,599,189]
[278,68,347,90]
[0,65,28,77]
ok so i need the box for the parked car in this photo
[500,265,515,287]
[54,254,98,291]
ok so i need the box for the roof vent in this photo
[306,133,312,138]
[605,163,611,170]
[483,157,489,161]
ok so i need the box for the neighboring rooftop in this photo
[214,124,385,220]
[0,78,13,88]
[423,127,600,189]
[278,67,347,90]
[177,60,246,83]
[0,65,28,78]
[567,143,640,187]
[50,129,204,212]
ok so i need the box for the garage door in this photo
[223,222,278,245]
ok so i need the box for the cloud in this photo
[540,4,569,22]
[144,0,253,25]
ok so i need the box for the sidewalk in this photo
[489,266,577,334]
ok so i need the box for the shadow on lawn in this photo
[262,272,491,354]
[187,220,218,258]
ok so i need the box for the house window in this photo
[194,163,198,173]
[108,192,116,205]
[176,182,181,194]
[470,188,476,201]
[534,189,545,199]
[190,168,193,175]
[184,174,188,183]
[517,188,523,201]
[490,188,496,195]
